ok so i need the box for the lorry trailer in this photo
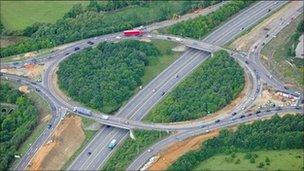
[73,107,92,116]
[123,29,144,36]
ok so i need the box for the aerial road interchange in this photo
[0,1,303,170]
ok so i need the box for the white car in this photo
[147,35,152,38]
[115,36,121,39]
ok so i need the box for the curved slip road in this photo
[68,1,288,170]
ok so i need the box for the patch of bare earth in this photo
[27,115,85,170]
[249,86,296,111]
[1,64,44,80]
[148,130,220,171]
[230,2,300,52]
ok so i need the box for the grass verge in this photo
[141,40,182,86]
[261,15,304,88]
[1,80,51,168]
[61,129,96,170]
[102,130,168,171]
[194,149,304,171]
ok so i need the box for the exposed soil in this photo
[249,86,296,111]
[18,85,30,93]
[230,2,300,52]
[1,64,44,80]
[27,115,85,170]
[148,130,220,171]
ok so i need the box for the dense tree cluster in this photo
[168,114,304,171]
[287,19,304,67]
[57,40,160,113]
[0,1,219,58]
[167,0,254,39]
[0,84,38,170]
[146,50,244,123]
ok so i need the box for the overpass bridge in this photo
[149,34,223,53]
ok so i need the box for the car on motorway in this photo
[115,36,121,39]
[87,41,94,45]
[161,91,166,96]
[245,60,249,64]
[240,27,244,30]
[74,47,80,51]
[108,139,117,149]
[240,115,245,118]
[65,52,70,56]
[47,124,52,129]
[247,113,253,117]
[88,152,92,156]
[255,110,261,114]
[147,148,153,152]
[232,112,237,116]
[215,119,220,123]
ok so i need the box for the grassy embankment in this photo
[1,80,51,168]
[195,149,304,171]
[102,130,168,171]
[261,15,304,88]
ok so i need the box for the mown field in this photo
[0,1,87,31]
[195,149,304,171]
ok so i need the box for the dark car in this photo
[232,112,237,116]
[255,110,261,114]
[240,115,245,119]
[268,9,271,12]
[65,52,70,56]
[247,113,253,117]
[35,88,40,92]
[88,152,92,155]
[265,34,269,38]
[87,41,94,45]
[74,47,80,51]
[215,119,220,123]
[48,124,52,129]
[161,91,166,96]
[245,61,249,64]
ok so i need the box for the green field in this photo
[194,149,304,171]
[0,1,87,31]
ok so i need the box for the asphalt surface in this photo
[7,3,227,170]
[68,1,289,170]
[127,108,303,171]
[2,1,301,170]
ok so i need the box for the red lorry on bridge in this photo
[123,29,144,36]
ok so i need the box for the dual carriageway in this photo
[1,1,303,170]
